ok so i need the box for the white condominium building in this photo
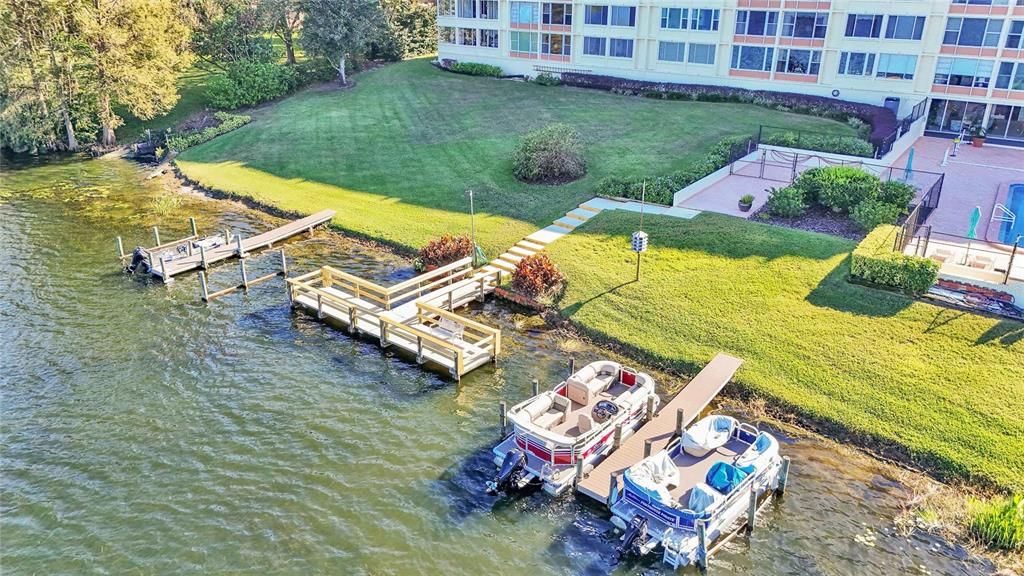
[437,0,1024,145]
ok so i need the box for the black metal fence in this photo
[874,98,928,158]
[894,174,944,253]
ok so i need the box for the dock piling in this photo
[778,456,791,495]
[152,226,161,246]
[240,259,249,290]
[643,438,653,458]
[189,217,197,236]
[199,271,210,302]
[499,401,508,437]
[235,234,246,258]
[223,228,231,244]
[116,236,125,259]
[696,520,708,569]
[568,356,575,377]
[613,423,623,450]
[746,486,757,534]
[646,395,656,421]
[199,245,208,269]
[574,458,584,486]
[532,378,539,396]
[317,294,324,319]
[279,249,288,277]
[606,472,619,507]
[676,408,685,438]
[158,255,170,283]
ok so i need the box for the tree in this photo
[76,0,193,145]
[190,0,275,71]
[373,0,436,60]
[260,0,303,65]
[0,0,61,152]
[301,0,383,84]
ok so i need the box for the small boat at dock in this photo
[487,360,658,496]
[608,414,783,568]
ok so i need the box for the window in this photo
[438,0,455,16]
[510,30,538,52]
[480,29,499,47]
[953,0,1008,4]
[609,38,633,58]
[690,9,719,31]
[838,52,875,76]
[610,6,636,26]
[439,26,457,43]
[934,57,995,87]
[885,15,925,40]
[996,61,1024,90]
[876,54,917,79]
[510,2,539,24]
[479,0,498,18]
[988,105,1024,141]
[845,14,882,38]
[658,41,685,62]
[459,28,477,45]
[1007,21,1024,49]
[782,12,828,38]
[583,36,606,55]
[661,8,687,29]
[776,48,820,75]
[736,11,778,36]
[585,5,608,24]
[688,43,716,65]
[731,45,774,71]
[541,33,570,55]
[542,3,572,25]
[944,18,1003,47]
[457,0,475,18]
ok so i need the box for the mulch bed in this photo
[751,204,866,241]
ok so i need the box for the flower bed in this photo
[166,112,251,152]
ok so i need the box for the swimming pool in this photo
[1000,183,1024,245]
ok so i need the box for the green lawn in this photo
[118,67,218,144]
[547,211,1024,490]
[176,58,855,257]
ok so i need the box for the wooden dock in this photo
[576,353,744,504]
[286,256,504,379]
[123,210,335,282]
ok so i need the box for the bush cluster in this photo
[165,112,251,151]
[595,136,753,205]
[448,62,502,77]
[533,72,561,86]
[512,123,586,184]
[849,225,939,294]
[417,234,473,269]
[208,61,296,110]
[761,132,875,157]
[560,72,896,146]
[511,253,564,299]
[766,166,916,231]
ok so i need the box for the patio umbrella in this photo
[903,147,915,181]
[967,206,982,239]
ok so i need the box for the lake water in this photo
[0,156,994,575]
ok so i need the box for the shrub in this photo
[813,166,881,213]
[165,112,251,151]
[762,132,875,157]
[449,62,502,77]
[511,253,564,299]
[766,186,807,218]
[418,234,473,269]
[968,494,1023,552]
[850,225,939,295]
[292,58,338,87]
[534,72,561,86]
[512,123,586,184]
[851,198,903,231]
[878,180,915,211]
[208,60,296,110]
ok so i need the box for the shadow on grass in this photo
[560,280,635,319]
[976,320,1024,347]
[804,258,914,318]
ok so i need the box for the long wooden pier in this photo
[576,353,744,504]
[120,210,335,282]
[286,256,504,379]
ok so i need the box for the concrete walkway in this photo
[481,198,699,276]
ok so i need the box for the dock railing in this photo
[385,257,476,306]
[417,301,502,358]
[287,272,385,333]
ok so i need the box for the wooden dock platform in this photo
[576,353,744,504]
[132,210,335,282]
[286,256,504,379]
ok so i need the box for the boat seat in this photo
[529,394,570,430]
[566,365,613,406]
[577,412,594,433]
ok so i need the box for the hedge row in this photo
[166,112,251,152]
[560,72,895,147]
[595,135,753,205]
[761,132,875,158]
[447,61,502,77]
[850,224,939,295]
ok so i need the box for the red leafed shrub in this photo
[418,234,473,269]
[512,253,564,299]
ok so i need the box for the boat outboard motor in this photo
[124,247,148,274]
[616,515,649,561]
[486,448,527,495]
